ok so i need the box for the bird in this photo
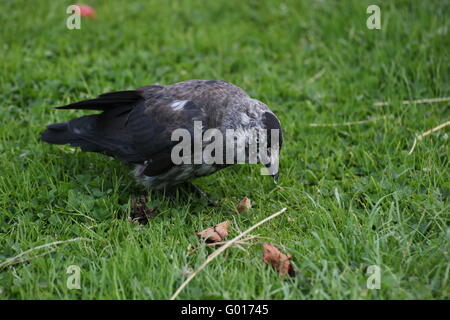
[41,80,283,197]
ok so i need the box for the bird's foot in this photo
[184,182,219,206]
[162,183,218,206]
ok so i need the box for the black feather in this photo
[42,91,148,162]
[142,152,174,176]
[55,90,142,111]
[40,122,103,152]
[262,112,283,148]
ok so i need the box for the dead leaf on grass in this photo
[196,221,230,243]
[236,197,252,213]
[262,243,296,277]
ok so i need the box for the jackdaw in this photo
[41,80,283,193]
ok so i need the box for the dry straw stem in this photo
[309,115,392,127]
[203,235,274,247]
[7,250,56,267]
[374,96,450,107]
[170,207,287,300]
[0,237,91,269]
[408,120,450,155]
[190,235,274,254]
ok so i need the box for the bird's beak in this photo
[260,138,280,185]
[265,163,279,184]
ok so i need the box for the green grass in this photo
[0,0,449,299]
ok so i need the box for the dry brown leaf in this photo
[237,197,252,213]
[128,195,157,225]
[196,221,230,243]
[171,208,287,300]
[262,243,296,277]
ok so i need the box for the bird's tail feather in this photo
[40,122,101,152]
[41,90,147,162]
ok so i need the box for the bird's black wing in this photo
[43,86,208,176]
[127,95,207,175]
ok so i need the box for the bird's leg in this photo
[183,182,219,206]
[160,183,218,206]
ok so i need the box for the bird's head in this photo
[224,98,283,183]
[242,99,283,183]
